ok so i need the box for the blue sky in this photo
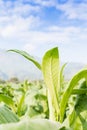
[0,0,87,63]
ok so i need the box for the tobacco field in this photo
[0,47,87,130]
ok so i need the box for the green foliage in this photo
[42,47,60,121]
[0,94,14,107]
[0,105,19,124]
[0,47,86,130]
[0,80,48,118]
[60,70,87,123]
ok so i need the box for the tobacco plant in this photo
[0,47,87,130]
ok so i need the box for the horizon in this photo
[0,50,85,81]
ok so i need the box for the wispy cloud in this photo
[0,0,87,63]
[0,16,40,38]
[56,1,87,20]
[27,0,57,7]
[0,0,40,16]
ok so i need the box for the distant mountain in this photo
[0,71,8,80]
[0,50,86,81]
[64,62,85,80]
[0,50,42,81]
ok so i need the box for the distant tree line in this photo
[0,77,20,84]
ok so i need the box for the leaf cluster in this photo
[0,47,87,129]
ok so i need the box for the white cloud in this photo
[0,0,87,22]
[25,0,87,21]
[23,44,37,53]
[0,0,87,64]
[17,24,87,57]
[0,0,40,16]
[56,2,87,20]
[1,25,17,37]
[0,0,43,39]
[21,30,69,45]
[29,0,57,7]
[12,2,40,16]
[48,26,80,33]
[0,15,41,38]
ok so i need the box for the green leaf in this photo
[60,63,67,88]
[72,80,87,95]
[75,95,87,114]
[8,49,41,70]
[0,94,14,108]
[60,69,87,123]
[42,47,60,121]
[17,94,25,116]
[72,88,87,95]
[74,80,87,124]
[60,63,67,98]
[78,114,87,130]
[34,94,47,100]
[75,94,87,130]
[0,105,19,124]
[0,118,65,130]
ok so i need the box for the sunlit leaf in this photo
[42,47,60,121]
[8,49,41,70]
[60,69,87,122]
[0,94,14,107]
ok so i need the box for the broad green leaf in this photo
[72,80,87,94]
[8,49,41,70]
[74,94,87,130]
[0,94,14,108]
[0,118,66,130]
[63,109,83,130]
[0,105,19,124]
[72,88,87,95]
[69,80,87,130]
[75,82,87,113]
[74,81,87,130]
[42,47,60,121]
[78,114,87,130]
[70,115,82,130]
[60,69,87,122]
